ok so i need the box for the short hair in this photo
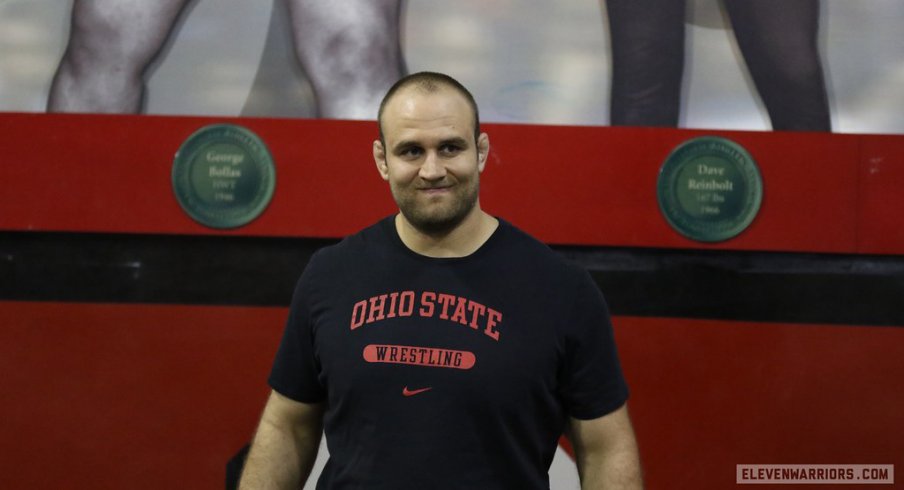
[377,71,480,145]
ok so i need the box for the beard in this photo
[391,176,480,235]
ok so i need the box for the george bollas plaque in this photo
[172,124,276,229]
[657,136,763,242]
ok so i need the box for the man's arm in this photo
[568,403,643,489]
[239,390,325,489]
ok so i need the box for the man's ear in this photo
[373,140,389,181]
[477,133,490,173]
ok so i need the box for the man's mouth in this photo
[418,185,452,192]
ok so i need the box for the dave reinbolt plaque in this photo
[172,124,276,229]
[657,136,763,242]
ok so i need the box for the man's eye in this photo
[439,145,462,155]
[400,147,422,158]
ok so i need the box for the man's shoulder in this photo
[496,218,583,276]
[310,216,392,264]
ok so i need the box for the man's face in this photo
[374,87,489,234]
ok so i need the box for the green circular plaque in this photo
[657,136,763,242]
[172,124,275,229]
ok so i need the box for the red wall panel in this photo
[616,317,904,489]
[481,125,862,252]
[2,112,902,488]
[2,113,901,254]
[0,301,282,489]
[0,113,393,239]
[858,136,904,254]
[2,302,901,489]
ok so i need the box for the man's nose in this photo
[419,152,447,180]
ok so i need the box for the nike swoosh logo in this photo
[402,386,432,397]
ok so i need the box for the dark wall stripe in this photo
[2,231,903,326]
[558,247,904,326]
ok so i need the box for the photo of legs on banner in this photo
[605,0,831,131]
[47,0,405,119]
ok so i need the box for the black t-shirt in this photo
[269,216,628,489]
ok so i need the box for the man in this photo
[47,0,404,118]
[240,72,643,489]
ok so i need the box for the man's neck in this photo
[394,208,498,258]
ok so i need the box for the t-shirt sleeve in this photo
[268,255,327,403]
[559,268,629,420]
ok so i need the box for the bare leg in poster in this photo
[47,0,191,113]
[48,0,405,119]
[286,0,405,119]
